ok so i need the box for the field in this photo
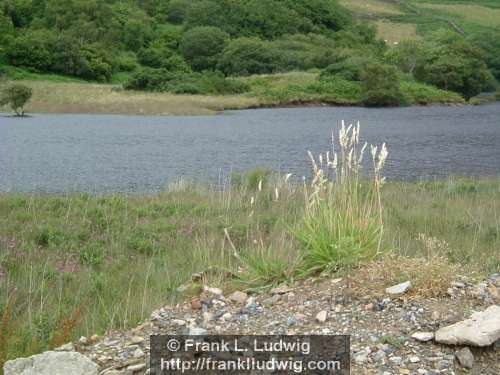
[416,3,500,29]
[339,0,403,16]
[342,0,500,44]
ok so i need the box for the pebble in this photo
[386,281,412,295]
[229,291,248,304]
[127,363,146,372]
[389,356,403,366]
[262,294,281,306]
[204,286,223,295]
[133,349,144,358]
[315,310,328,323]
[411,331,435,342]
[456,347,474,369]
[129,336,144,345]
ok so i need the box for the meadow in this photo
[1,125,498,366]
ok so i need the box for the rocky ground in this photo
[5,272,499,375]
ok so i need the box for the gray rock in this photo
[435,305,500,346]
[286,317,297,327]
[354,349,370,364]
[386,281,412,295]
[456,347,474,369]
[435,359,453,370]
[4,351,98,375]
[411,331,435,342]
[262,294,281,306]
[228,291,248,304]
[388,356,403,366]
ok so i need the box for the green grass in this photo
[1,170,499,365]
[0,65,85,83]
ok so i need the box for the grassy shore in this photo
[1,71,465,116]
[0,173,498,364]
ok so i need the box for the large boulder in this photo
[435,305,500,347]
[4,351,98,375]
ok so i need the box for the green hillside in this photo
[1,0,499,109]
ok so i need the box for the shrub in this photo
[124,69,249,95]
[271,34,338,71]
[415,31,491,100]
[321,56,372,81]
[165,0,191,24]
[6,30,55,72]
[296,123,388,275]
[218,37,279,76]
[0,84,33,116]
[179,27,229,71]
[361,64,405,107]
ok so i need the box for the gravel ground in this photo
[70,273,499,375]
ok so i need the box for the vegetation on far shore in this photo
[1,125,499,366]
[0,71,468,116]
[0,0,499,112]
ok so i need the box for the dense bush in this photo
[179,27,230,71]
[124,68,249,95]
[321,56,373,81]
[385,40,425,74]
[414,31,491,99]
[5,30,55,72]
[470,31,500,81]
[361,64,405,106]
[271,34,339,71]
[218,38,279,76]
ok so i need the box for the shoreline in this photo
[2,97,483,117]
[0,79,476,117]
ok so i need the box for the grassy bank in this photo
[1,72,465,116]
[1,164,499,364]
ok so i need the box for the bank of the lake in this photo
[2,72,466,116]
[0,177,499,366]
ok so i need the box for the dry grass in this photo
[416,3,500,28]
[348,254,461,300]
[375,21,419,45]
[16,81,259,116]
[339,0,403,17]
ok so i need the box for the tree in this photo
[1,84,33,116]
[5,30,56,72]
[179,27,229,71]
[385,40,425,74]
[469,31,500,81]
[361,63,405,106]
[217,37,279,76]
[415,31,492,99]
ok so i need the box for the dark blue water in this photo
[1,104,500,193]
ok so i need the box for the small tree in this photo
[0,84,33,116]
[361,63,405,107]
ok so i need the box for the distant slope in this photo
[340,0,500,45]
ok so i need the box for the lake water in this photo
[1,104,500,193]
